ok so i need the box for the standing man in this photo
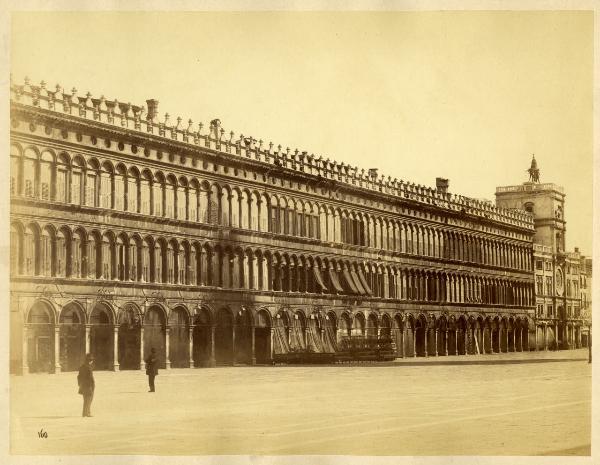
[145,347,158,392]
[77,353,95,417]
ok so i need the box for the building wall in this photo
[10,80,536,374]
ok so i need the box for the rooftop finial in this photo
[527,154,540,183]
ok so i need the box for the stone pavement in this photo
[10,349,590,456]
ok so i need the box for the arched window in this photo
[10,224,23,275]
[24,225,38,276]
[85,162,98,207]
[176,179,187,220]
[72,230,84,278]
[23,149,37,198]
[116,236,126,281]
[40,152,53,201]
[153,175,165,217]
[10,145,21,196]
[55,229,67,277]
[188,181,198,222]
[127,169,139,213]
[71,158,84,205]
[87,233,98,279]
[99,164,112,209]
[140,172,151,215]
[165,177,175,219]
[114,166,126,211]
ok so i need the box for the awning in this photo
[328,269,344,294]
[312,267,328,292]
[358,269,373,296]
[342,269,359,294]
[351,270,366,295]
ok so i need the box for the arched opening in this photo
[437,318,447,356]
[307,313,323,353]
[339,313,352,341]
[235,309,253,364]
[192,307,212,367]
[499,319,508,352]
[215,308,233,365]
[273,311,290,355]
[380,314,392,337]
[405,318,415,357]
[118,306,141,370]
[26,301,55,373]
[457,318,467,355]
[323,312,337,352]
[59,303,86,371]
[144,306,166,369]
[90,303,113,370]
[290,312,307,351]
[393,315,403,358]
[168,307,189,368]
[366,313,378,338]
[415,316,427,357]
[447,321,457,355]
[353,313,366,337]
[491,319,500,353]
[254,310,271,364]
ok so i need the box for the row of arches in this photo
[21,298,534,374]
[11,221,534,306]
[11,143,531,270]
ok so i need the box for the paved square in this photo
[10,349,590,456]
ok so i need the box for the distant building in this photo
[495,156,591,350]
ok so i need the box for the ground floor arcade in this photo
[11,288,557,374]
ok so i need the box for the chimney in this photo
[436,177,449,194]
[368,168,378,179]
[146,99,159,121]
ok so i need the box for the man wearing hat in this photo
[145,347,158,392]
[77,353,95,417]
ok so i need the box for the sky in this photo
[10,11,594,255]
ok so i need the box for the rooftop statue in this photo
[527,154,540,183]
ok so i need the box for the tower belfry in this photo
[527,154,540,183]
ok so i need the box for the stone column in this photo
[113,325,120,371]
[504,329,509,353]
[140,327,146,370]
[534,326,539,351]
[85,324,91,354]
[464,329,469,356]
[555,323,559,350]
[511,330,516,352]
[165,327,171,369]
[188,325,194,368]
[544,326,548,351]
[269,328,274,362]
[424,329,428,357]
[22,325,29,375]
[54,325,61,373]
[412,330,416,357]
[454,329,458,355]
[519,328,523,352]
[251,326,256,365]
[434,329,438,356]
[444,330,448,356]
[209,326,216,367]
[232,325,236,365]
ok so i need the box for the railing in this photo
[496,183,564,194]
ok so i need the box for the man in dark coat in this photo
[77,353,95,417]
[145,347,158,392]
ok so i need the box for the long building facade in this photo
[10,78,536,374]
